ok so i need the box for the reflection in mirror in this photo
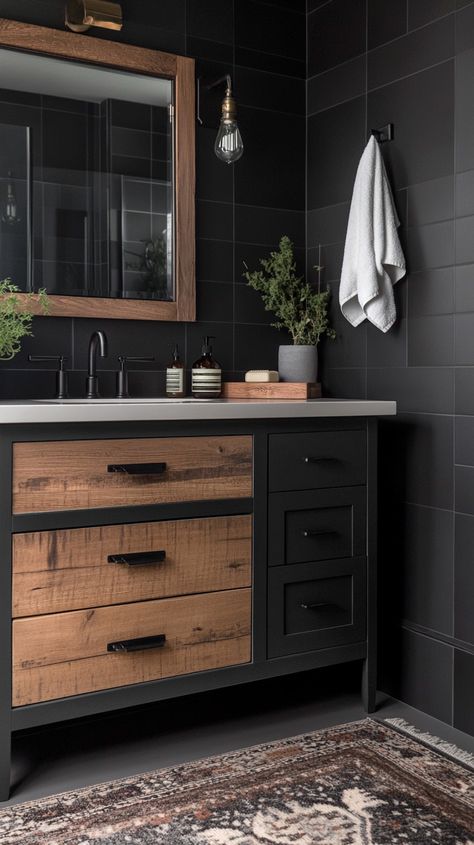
[0,48,174,301]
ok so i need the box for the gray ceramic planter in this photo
[278,344,318,383]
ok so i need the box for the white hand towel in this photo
[339,135,406,333]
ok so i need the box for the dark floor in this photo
[7,663,474,806]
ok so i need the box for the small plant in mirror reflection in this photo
[124,235,170,299]
[0,280,49,360]
[243,235,336,346]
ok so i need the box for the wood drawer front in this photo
[268,430,366,492]
[13,588,251,706]
[268,488,366,567]
[267,559,366,658]
[13,515,252,617]
[12,435,253,514]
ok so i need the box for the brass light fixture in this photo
[208,75,244,165]
[65,0,123,33]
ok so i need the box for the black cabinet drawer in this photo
[268,558,366,657]
[268,430,367,492]
[268,487,366,566]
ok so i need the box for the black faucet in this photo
[86,331,108,399]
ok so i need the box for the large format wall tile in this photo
[406,176,454,227]
[308,56,366,116]
[322,367,367,399]
[455,313,474,363]
[235,206,305,247]
[407,268,455,316]
[367,367,454,414]
[186,0,234,45]
[366,319,407,367]
[407,0,455,30]
[368,0,406,49]
[407,314,454,366]
[235,108,305,210]
[455,368,474,414]
[455,466,474,515]
[236,67,305,115]
[455,169,474,216]
[401,504,454,635]
[308,0,366,77]
[455,266,474,312]
[307,203,350,249]
[368,16,454,91]
[405,221,455,271]
[455,49,474,171]
[400,413,454,510]
[368,62,454,190]
[455,2,474,54]
[308,97,366,210]
[382,627,453,723]
[455,416,474,466]
[454,514,474,643]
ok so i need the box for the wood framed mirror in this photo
[0,18,195,321]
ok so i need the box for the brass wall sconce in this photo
[197,74,244,165]
[65,0,123,33]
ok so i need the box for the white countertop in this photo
[0,398,396,424]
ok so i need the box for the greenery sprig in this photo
[243,235,336,346]
[0,280,49,360]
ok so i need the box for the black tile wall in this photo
[0,0,306,396]
[368,0,407,50]
[368,16,454,91]
[308,0,474,730]
[307,0,366,78]
[407,0,455,29]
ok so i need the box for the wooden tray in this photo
[222,382,321,400]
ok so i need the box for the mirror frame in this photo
[0,18,196,321]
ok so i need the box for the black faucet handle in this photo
[28,355,69,399]
[116,356,155,399]
[118,356,155,365]
[29,354,68,365]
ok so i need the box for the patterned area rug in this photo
[2,718,474,844]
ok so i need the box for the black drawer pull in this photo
[107,634,166,653]
[107,462,167,475]
[108,550,166,567]
[300,602,339,611]
[302,529,338,538]
[303,456,337,464]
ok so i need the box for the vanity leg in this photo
[362,658,377,713]
[363,418,378,714]
[0,730,11,801]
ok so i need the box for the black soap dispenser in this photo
[192,336,222,398]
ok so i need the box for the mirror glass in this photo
[0,48,174,301]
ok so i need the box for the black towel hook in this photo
[371,123,394,143]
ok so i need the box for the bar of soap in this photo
[245,370,279,383]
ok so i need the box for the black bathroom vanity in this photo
[0,396,395,798]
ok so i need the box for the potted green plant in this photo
[0,280,49,362]
[243,235,335,383]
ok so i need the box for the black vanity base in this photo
[0,416,378,800]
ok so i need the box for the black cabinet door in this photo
[268,558,366,657]
[268,487,366,566]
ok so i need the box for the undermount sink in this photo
[33,397,215,404]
